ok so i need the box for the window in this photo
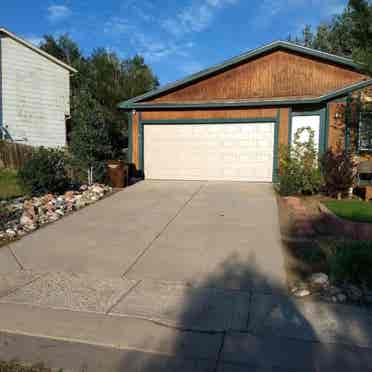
[358,112,372,152]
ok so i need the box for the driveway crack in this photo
[121,183,205,279]
[105,280,142,314]
[8,247,24,271]
[214,330,226,372]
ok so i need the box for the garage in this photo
[143,122,275,182]
[120,41,372,182]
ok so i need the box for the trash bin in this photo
[106,160,128,188]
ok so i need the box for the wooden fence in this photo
[0,141,34,169]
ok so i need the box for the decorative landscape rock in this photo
[364,292,372,304]
[290,272,372,306]
[293,288,311,298]
[309,273,329,288]
[344,284,363,302]
[0,184,112,243]
[336,293,347,303]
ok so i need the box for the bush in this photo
[0,169,24,200]
[329,240,372,286]
[320,146,356,198]
[19,147,69,196]
[278,127,322,196]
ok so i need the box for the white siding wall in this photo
[0,35,70,147]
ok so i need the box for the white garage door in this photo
[144,123,275,182]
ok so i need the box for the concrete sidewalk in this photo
[0,270,371,371]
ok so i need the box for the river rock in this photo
[5,229,17,238]
[345,284,363,302]
[337,293,347,303]
[293,288,311,298]
[0,183,112,242]
[309,273,329,287]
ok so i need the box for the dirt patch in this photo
[277,194,335,287]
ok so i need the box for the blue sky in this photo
[1,0,348,84]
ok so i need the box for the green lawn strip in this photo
[0,169,25,200]
[0,360,60,372]
[324,200,372,223]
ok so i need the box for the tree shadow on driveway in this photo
[111,253,372,372]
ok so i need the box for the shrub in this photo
[320,146,356,198]
[329,240,372,286]
[278,127,322,196]
[18,147,69,195]
[0,169,24,200]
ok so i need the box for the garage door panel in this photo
[144,123,275,182]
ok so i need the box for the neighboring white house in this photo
[0,28,76,147]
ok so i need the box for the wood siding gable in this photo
[145,50,368,104]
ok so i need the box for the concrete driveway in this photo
[3,181,286,291]
[1,181,371,371]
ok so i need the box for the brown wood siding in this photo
[279,108,290,147]
[328,102,346,150]
[131,113,139,168]
[145,50,367,103]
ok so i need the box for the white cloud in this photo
[104,17,195,63]
[162,0,238,37]
[103,1,238,66]
[25,35,44,46]
[179,60,204,75]
[261,0,346,18]
[47,4,71,22]
[104,17,131,34]
[322,0,346,16]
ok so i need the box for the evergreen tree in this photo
[39,34,159,158]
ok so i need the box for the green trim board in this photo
[140,118,277,124]
[127,112,132,163]
[287,107,292,147]
[138,112,143,172]
[273,110,281,183]
[138,117,280,182]
[324,104,329,150]
[119,40,361,107]
[289,108,327,154]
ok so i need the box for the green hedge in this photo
[329,240,372,286]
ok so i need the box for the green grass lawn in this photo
[0,169,25,200]
[324,199,372,223]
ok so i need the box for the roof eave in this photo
[118,79,372,110]
[0,27,77,73]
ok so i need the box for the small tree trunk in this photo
[348,187,353,199]
[87,167,93,185]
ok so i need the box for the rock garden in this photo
[0,143,118,247]
[0,183,112,244]
[277,126,372,307]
